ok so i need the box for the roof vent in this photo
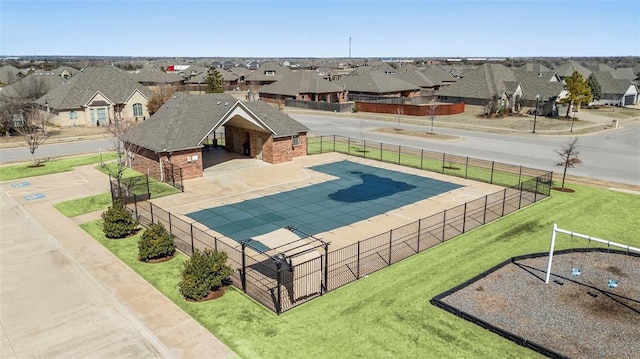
[217,101,221,105]
[173,95,177,99]
[224,102,228,106]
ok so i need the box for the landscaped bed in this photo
[436,251,640,359]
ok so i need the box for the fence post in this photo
[323,243,329,293]
[333,134,336,152]
[388,230,393,265]
[150,202,154,223]
[490,161,495,184]
[420,149,424,170]
[417,218,421,252]
[146,175,150,198]
[348,137,351,155]
[214,236,218,252]
[363,140,366,158]
[380,142,383,161]
[534,177,540,202]
[275,260,282,315]
[168,213,173,235]
[442,210,447,242]
[320,135,323,153]
[356,241,361,279]
[397,146,401,165]
[462,203,467,233]
[441,153,446,174]
[134,193,138,218]
[190,223,194,255]
[465,157,469,179]
[501,189,507,216]
[518,166,523,186]
[518,182,523,209]
[483,195,488,224]
[241,241,247,293]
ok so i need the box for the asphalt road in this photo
[289,114,640,186]
[1,115,638,186]
[0,138,112,164]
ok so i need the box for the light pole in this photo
[570,100,576,133]
[532,94,540,133]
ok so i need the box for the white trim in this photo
[83,90,114,107]
[197,101,276,145]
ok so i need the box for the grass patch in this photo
[55,192,112,217]
[307,137,534,188]
[82,182,640,358]
[0,152,117,181]
[96,163,181,197]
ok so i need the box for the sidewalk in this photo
[0,165,236,359]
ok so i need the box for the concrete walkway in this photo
[0,165,236,359]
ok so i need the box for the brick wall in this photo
[355,102,465,116]
[165,148,203,180]
[130,146,202,181]
[225,126,307,165]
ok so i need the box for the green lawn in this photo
[55,164,181,217]
[0,152,117,181]
[81,183,640,358]
[307,137,535,188]
[55,192,113,217]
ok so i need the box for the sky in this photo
[1,0,638,58]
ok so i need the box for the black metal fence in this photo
[111,137,552,314]
[307,135,552,192]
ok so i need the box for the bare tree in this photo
[555,137,582,189]
[146,83,185,116]
[16,109,50,166]
[0,75,49,132]
[395,105,404,129]
[428,97,438,133]
[105,108,140,180]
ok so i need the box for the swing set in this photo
[545,224,640,288]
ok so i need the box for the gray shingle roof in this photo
[392,69,436,88]
[555,60,592,78]
[514,72,564,101]
[335,71,419,94]
[436,64,517,99]
[247,61,291,82]
[258,71,345,97]
[35,66,154,110]
[514,63,551,73]
[124,94,308,152]
[422,66,458,85]
[591,71,636,99]
[129,65,183,84]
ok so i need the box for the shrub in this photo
[352,104,359,113]
[138,222,175,261]
[179,249,233,301]
[101,200,138,239]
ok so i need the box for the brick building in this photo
[124,93,308,181]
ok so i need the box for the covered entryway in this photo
[623,94,636,106]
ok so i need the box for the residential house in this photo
[436,63,523,111]
[258,71,348,103]
[246,61,291,88]
[554,60,592,80]
[124,93,309,180]
[183,67,240,92]
[335,71,421,101]
[34,66,155,126]
[590,71,638,106]
[0,65,29,86]
[422,66,459,88]
[129,64,184,90]
[391,68,437,95]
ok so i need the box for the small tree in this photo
[138,222,175,261]
[205,67,225,93]
[105,110,140,181]
[555,137,582,189]
[428,97,438,133]
[587,74,601,101]
[395,106,404,129]
[101,200,138,239]
[16,109,49,166]
[146,83,185,115]
[179,249,233,301]
[563,71,592,118]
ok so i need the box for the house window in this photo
[265,70,275,76]
[12,113,24,127]
[133,103,143,117]
[90,109,95,124]
[68,111,78,120]
[292,135,299,146]
[97,108,107,125]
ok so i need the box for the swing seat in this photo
[607,279,619,289]
[571,268,581,277]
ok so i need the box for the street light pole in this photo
[532,94,540,133]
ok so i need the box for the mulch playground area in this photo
[439,251,640,359]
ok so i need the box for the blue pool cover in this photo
[187,160,462,251]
